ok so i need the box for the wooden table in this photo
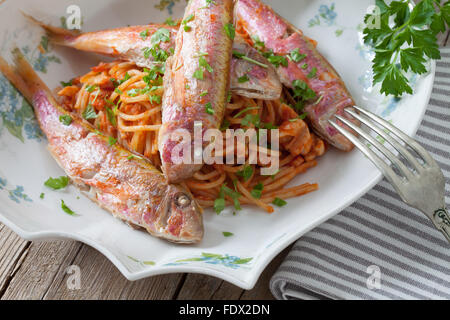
[1,29,448,302]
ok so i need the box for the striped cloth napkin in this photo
[270,47,450,300]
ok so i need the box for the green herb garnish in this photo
[193,68,204,80]
[214,198,226,214]
[307,67,317,79]
[61,199,77,216]
[59,114,72,126]
[108,136,117,146]
[272,197,287,207]
[222,231,234,237]
[251,183,264,199]
[60,79,73,87]
[165,17,177,26]
[44,176,69,190]
[236,165,253,182]
[140,29,149,40]
[233,106,259,119]
[85,84,98,93]
[224,23,235,40]
[289,48,307,63]
[199,56,213,73]
[150,28,171,45]
[363,0,449,96]
[205,102,214,115]
[82,104,97,120]
[232,50,268,68]
[238,74,250,83]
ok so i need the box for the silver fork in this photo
[328,105,450,243]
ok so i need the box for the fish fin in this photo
[0,48,55,105]
[22,11,78,44]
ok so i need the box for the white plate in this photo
[0,0,434,289]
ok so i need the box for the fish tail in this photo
[0,48,55,105]
[22,12,78,45]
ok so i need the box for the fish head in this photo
[160,184,204,244]
[230,36,282,100]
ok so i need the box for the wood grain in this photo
[0,225,29,295]
[1,240,82,299]
[42,244,184,300]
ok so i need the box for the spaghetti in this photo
[57,60,326,213]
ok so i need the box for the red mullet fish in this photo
[0,49,204,244]
[27,15,281,101]
[159,0,234,183]
[235,0,357,151]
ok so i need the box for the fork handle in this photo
[430,207,450,243]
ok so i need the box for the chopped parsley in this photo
[233,106,259,119]
[214,198,226,214]
[224,23,235,40]
[238,74,250,83]
[82,104,97,120]
[199,56,213,73]
[291,79,316,111]
[214,184,241,214]
[205,102,214,115]
[307,67,317,79]
[108,136,117,146]
[232,50,268,68]
[127,88,139,97]
[289,48,307,63]
[251,35,265,51]
[149,95,162,104]
[193,68,204,80]
[200,90,208,97]
[165,17,177,26]
[60,79,73,87]
[241,114,260,127]
[85,84,98,93]
[182,14,194,32]
[44,176,69,190]
[140,29,149,40]
[61,199,77,216]
[118,72,131,85]
[227,91,232,103]
[105,107,117,127]
[40,192,45,199]
[59,114,72,126]
[272,197,287,207]
[150,28,171,45]
[236,165,253,182]
[222,231,234,237]
[251,183,264,199]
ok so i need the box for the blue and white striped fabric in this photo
[270,47,450,300]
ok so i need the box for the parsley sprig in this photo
[363,0,450,96]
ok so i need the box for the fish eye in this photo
[175,193,191,208]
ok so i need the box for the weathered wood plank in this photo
[42,244,184,300]
[0,224,29,296]
[1,240,82,299]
